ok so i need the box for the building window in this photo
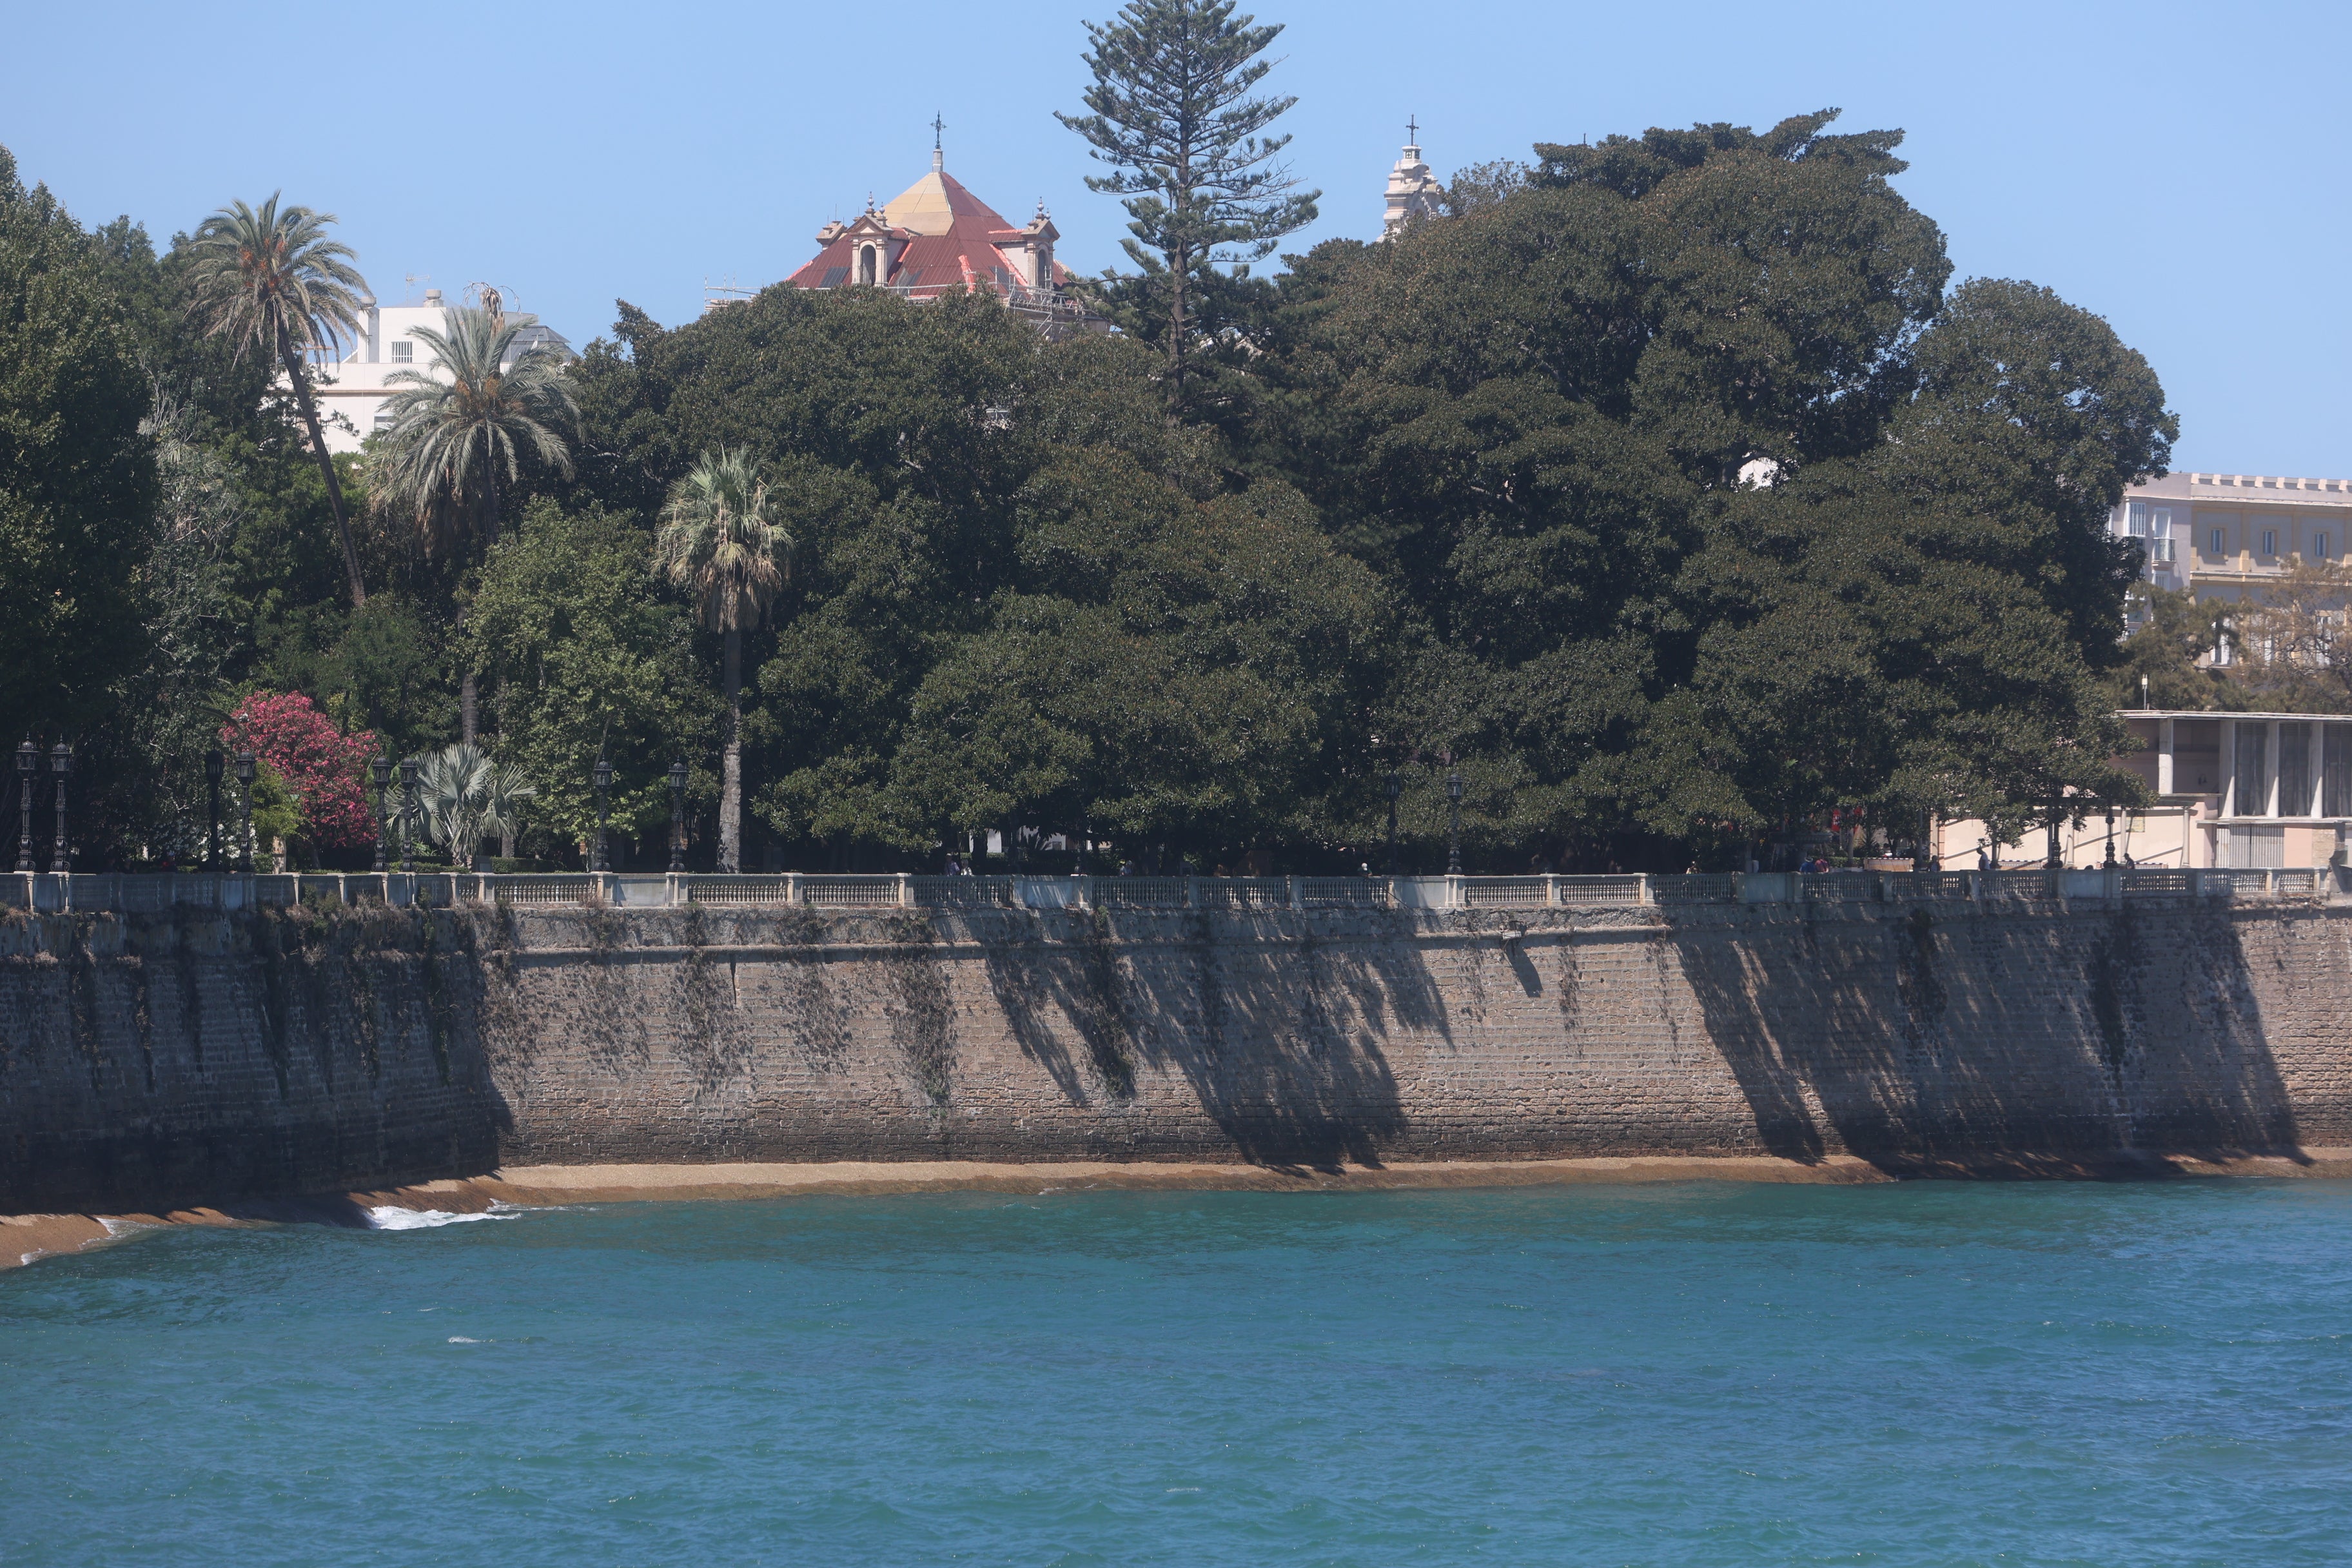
[2151,507,2171,533]
[2126,502,2148,536]
[2150,536,2174,563]
[2235,723,2265,815]
[858,247,877,286]
[2318,532,2333,561]
[2210,527,2227,554]
[2282,723,2312,817]
[391,341,413,362]
[2327,725,2352,817]
[2260,529,2277,556]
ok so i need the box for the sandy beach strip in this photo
[10,1148,2352,1269]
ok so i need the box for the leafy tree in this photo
[888,440,1388,863]
[243,759,302,868]
[222,690,380,854]
[464,500,712,865]
[103,404,248,857]
[569,286,1041,861]
[0,147,157,780]
[1244,112,2175,865]
[182,194,372,607]
[2214,559,2352,712]
[1058,0,1318,406]
[2110,583,2226,711]
[1660,276,2177,861]
[1440,158,1529,217]
[657,448,792,874]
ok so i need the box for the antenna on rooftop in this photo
[403,271,431,305]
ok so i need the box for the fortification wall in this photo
[3,897,2347,1210]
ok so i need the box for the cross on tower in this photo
[932,112,946,150]
[1406,115,1419,144]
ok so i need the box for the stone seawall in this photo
[3,897,2347,1211]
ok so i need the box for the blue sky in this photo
[7,0,2346,476]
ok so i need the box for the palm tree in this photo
[411,742,535,870]
[657,449,792,874]
[371,304,579,741]
[183,195,373,608]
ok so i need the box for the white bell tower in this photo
[1384,118,1443,238]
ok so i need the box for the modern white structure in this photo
[1933,709,2352,870]
[297,288,573,455]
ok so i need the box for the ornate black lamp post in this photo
[14,741,35,873]
[233,750,256,872]
[371,758,391,873]
[2044,800,2064,871]
[592,757,613,873]
[1385,770,1402,878]
[48,743,73,874]
[398,758,419,874]
[667,760,688,874]
[1446,769,1464,876]
[204,750,224,871]
[2103,802,2119,868]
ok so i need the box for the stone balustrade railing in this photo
[3,866,2344,916]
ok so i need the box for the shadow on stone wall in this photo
[972,908,1443,1168]
[1674,901,2303,1171]
[0,906,501,1213]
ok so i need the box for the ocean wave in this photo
[367,1206,516,1231]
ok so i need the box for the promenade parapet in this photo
[4,867,2343,916]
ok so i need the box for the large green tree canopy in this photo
[0,148,156,751]
[0,105,2179,873]
[570,287,1388,864]
[1241,110,2171,863]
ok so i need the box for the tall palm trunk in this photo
[721,625,743,874]
[458,469,503,745]
[277,339,367,609]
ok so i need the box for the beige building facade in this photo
[2113,472,2352,657]
[1934,710,2352,870]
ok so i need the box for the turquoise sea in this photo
[5,1180,2350,1567]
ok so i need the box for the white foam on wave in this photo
[366,1206,517,1231]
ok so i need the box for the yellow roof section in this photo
[883,173,956,236]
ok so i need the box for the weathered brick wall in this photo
[4,897,2347,1210]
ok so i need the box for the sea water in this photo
[4,1181,2350,1567]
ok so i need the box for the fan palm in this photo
[411,742,535,870]
[182,194,373,608]
[656,449,792,874]
[371,305,579,741]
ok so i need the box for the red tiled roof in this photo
[785,168,1064,300]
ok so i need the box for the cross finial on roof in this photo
[1406,115,1419,144]
[931,112,946,172]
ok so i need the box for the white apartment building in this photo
[299,288,573,454]
[2111,472,2352,658]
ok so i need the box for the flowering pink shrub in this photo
[222,692,380,848]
